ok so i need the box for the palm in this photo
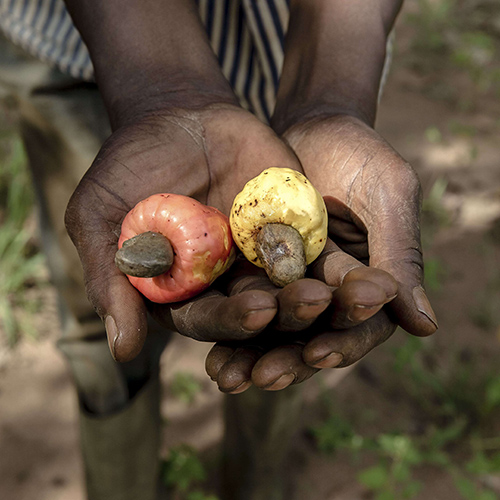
[73,104,298,224]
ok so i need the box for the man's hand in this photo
[204,114,437,394]
[284,114,438,336]
[202,0,434,396]
[205,257,397,394]
[64,104,295,361]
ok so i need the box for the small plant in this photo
[468,270,500,333]
[309,334,500,499]
[310,412,357,455]
[161,444,219,500]
[0,137,47,346]
[358,434,424,500]
[171,371,202,405]
[405,0,500,99]
[421,176,452,252]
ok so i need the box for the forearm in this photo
[272,0,403,132]
[63,0,237,129]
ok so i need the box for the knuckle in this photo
[374,160,422,205]
[339,311,396,366]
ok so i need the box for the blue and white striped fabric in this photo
[0,0,392,122]
[0,0,290,121]
[0,0,94,80]
[198,0,289,120]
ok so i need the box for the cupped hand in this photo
[283,114,438,336]
[205,255,398,394]
[65,103,292,361]
[205,114,438,394]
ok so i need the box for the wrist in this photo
[272,0,400,134]
[103,70,238,130]
[63,0,238,129]
[272,101,375,137]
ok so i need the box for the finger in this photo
[303,309,397,369]
[312,239,398,298]
[224,258,277,296]
[99,274,149,362]
[273,279,332,332]
[216,346,264,394]
[324,196,369,261]
[251,344,319,390]
[150,289,277,342]
[205,344,236,381]
[328,280,390,329]
[65,193,148,363]
[227,260,333,332]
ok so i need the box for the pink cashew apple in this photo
[116,193,235,303]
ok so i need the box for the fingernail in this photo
[384,293,398,304]
[413,286,439,330]
[105,315,119,360]
[226,380,252,395]
[294,300,330,321]
[241,308,276,331]
[264,373,295,391]
[311,351,343,369]
[347,305,381,323]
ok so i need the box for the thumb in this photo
[65,188,149,363]
[367,175,438,337]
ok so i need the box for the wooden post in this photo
[221,385,304,500]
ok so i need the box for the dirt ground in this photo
[1,2,500,500]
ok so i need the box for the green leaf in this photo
[377,435,422,465]
[358,465,389,490]
[485,376,500,411]
[310,414,355,454]
[187,491,220,500]
[424,449,450,467]
[375,491,396,500]
[477,491,498,500]
[171,372,202,405]
[467,452,493,475]
[454,477,477,499]
[393,462,411,483]
[488,452,500,472]
[402,480,423,499]
[162,445,207,492]
[427,418,468,449]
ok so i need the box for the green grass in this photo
[161,444,220,500]
[468,270,500,332]
[171,371,203,405]
[405,0,500,101]
[0,136,47,346]
[309,335,500,499]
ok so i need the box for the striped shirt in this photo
[0,0,392,122]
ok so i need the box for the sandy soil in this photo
[1,3,500,499]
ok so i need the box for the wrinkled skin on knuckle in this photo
[365,164,424,281]
[347,148,420,219]
[336,310,397,367]
[373,249,425,288]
